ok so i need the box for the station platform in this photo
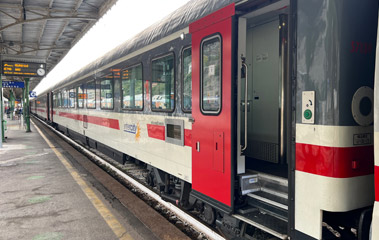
[0,118,189,240]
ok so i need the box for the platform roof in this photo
[0,0,117,100]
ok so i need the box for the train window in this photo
[69,88,75,108]
[121,64,143,110]
[201,35,222,114]
[53,93,56,108]
[59,92,63,108]
[59,91,63,108]
[77,84,85,108]
[63,90,69,108]
[100,74,114,109]
[57,92,61,108]
[151,53,175,112]
[87,81,96,109]
[182,47,192,112]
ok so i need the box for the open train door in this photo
[190,4,236,213]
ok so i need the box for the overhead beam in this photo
[1,54,46,63]
[35,0,52,58]
[0,15,98,32]
[46,19,69,63]
[1,41,71,48]
[0,3,98,16]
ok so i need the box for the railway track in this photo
[32,115,227,240]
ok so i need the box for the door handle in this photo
[196,141,200,152]
[241,56,248,152]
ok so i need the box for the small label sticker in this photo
[353,133,372,145]
[208,65,215,76]
[249,178,257,184]
[256,54,262,62]
[262,53,269,61]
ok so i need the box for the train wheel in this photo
[203,204,216,225]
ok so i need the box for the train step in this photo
[241,170,289,221]
[233,209,288,240]
[246,191,288,221]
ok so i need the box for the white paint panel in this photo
[53,109,192,182]
[295,171,374,239]
[296,124,373,147]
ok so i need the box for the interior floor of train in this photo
[246,158,288,179]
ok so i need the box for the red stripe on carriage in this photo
[147,124,192,147]
[184,129,192,147]
[59,112,83,121]
[296,143,374,178]
[58,112,120,130]
[376,165,379,201]
[86,115,120,130]
[147,124,165,140]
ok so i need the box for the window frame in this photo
[200,34,223,115]
[150,52,176,113]
[181,46,192,113]
[86,80,96,109]
[100,74,115,110]
[121,63,144,111]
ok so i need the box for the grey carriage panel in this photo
[296,0,378,126]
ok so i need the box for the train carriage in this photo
[372,8,379,240]
[32,0,378,239]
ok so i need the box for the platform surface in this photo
[0,118,167,240]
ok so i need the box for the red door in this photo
[190,4,235,212]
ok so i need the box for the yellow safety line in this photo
[31,120,133,240]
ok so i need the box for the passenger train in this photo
[31,0,378,239]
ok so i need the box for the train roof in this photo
[38,0,238,96]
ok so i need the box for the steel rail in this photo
[33,116,225,240]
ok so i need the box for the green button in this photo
[304,109,312,120]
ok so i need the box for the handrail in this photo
[241,57,248,152]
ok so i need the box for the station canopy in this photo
[0,0,117,100]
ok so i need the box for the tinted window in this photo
[58,92,62,107]
[77,85,85,108]
[100,75,114,109]
[69,89,75,108]
[182,47,192,112]
[151,54,175,111]
[87,81,96,109]
[63,90,68,108]
[53,93,57,108]
[201,36,221,113]
[122,64,143,110]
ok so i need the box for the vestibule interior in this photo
[239,6,289,178]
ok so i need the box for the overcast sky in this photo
[34,0,191,94]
